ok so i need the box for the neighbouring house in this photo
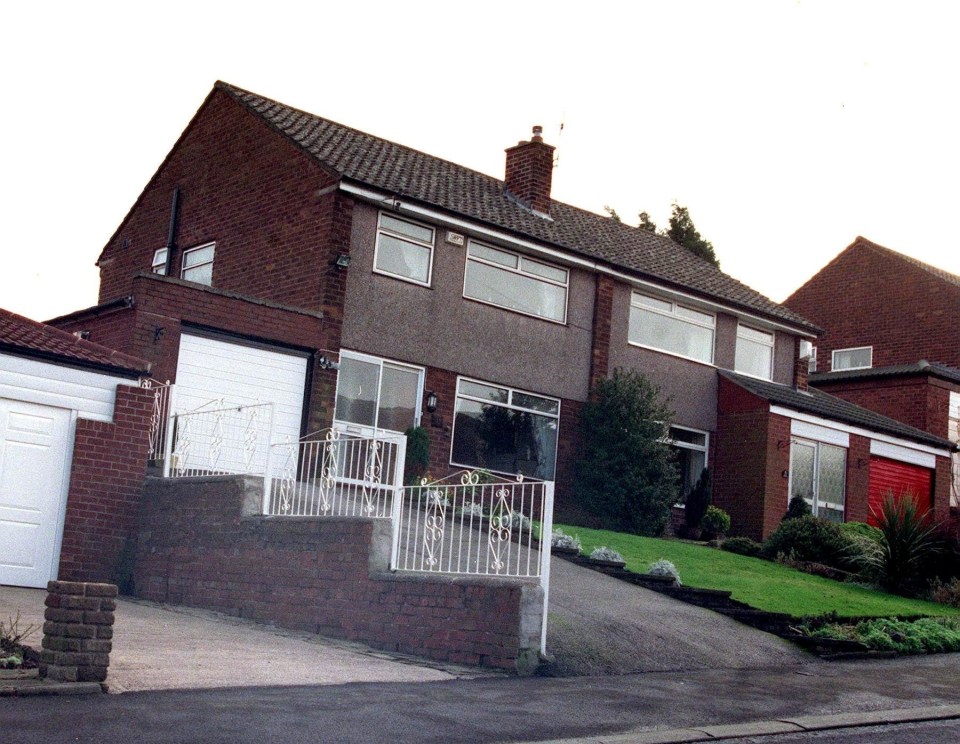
[785,237,960,517]
[48,82,956,542]
[0,307,153,588]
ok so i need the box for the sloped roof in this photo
[853,236,960,290]
[720,370,955,451]
[215,82,818,334]
[0,307,150,378]
[812,360,960,386]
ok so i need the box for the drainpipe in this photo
[164,186,181,276]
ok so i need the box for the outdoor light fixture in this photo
[425,391,438,413]
[334,253,352,269]
[317,355,340,371]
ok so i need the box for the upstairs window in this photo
[181,243,215,286]
[374,213,434,286]
[463,241,568,323]
[809,346,818,373]
[151,248,168,275]
[629,292,715,364]
[735,325,774,380]
[832,346,872,371]
[950,392,959,508]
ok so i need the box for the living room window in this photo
[374,213,435,286]
[668,425,709,498]
[463,241,568,323]
[789,439,846,522]
[832,346,872,371]
[629,292,715,364]
[181,243,215,286]
[151,248,168,275]
[333,351,424,434]
[450,377,560,480]
[734,325,774,380]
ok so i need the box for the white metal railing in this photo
[141,379,175,465]
[265,428,406,517]
[167,401,274,478]
[391,470,553,579]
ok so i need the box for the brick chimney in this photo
[504,125,555,214]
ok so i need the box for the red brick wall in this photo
[844,435,872,524]
[134,476,542,672]
[504,136,555,213]
[589,275,614,391]
[785,239,960,369]
[58,384,153,583]
[97,89,339,312]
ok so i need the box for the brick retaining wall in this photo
[134,476,542,673]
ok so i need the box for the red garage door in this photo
[867,456,933,526]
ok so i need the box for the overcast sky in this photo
[3,1,959,321]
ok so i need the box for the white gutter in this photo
[769,405,952,458]
[338,181,816,338]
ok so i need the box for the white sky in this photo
[3,0,959,321]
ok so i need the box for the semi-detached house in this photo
[50,82,957,542]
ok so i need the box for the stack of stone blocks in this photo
[40,581,117,683]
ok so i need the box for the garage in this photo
[175,332,309,445]
[867,451,935,526]
[1,307,151,588]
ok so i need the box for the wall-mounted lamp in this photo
[425,391,438,413]
[334,253,352,269]
[153,327,165,344]
[317,354,340,371]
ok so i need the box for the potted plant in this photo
[701,505,731,541]
[587,546,626,569]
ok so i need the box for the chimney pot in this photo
[531,125,543,142]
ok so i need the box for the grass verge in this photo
[554,523,960,619]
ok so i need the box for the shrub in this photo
[590,546,625,563]
[403,426,430,485]
[683,467,711,530]
[575,369,680,536]
[838,521,882,542]
[929,577,960,607]
[860,493,941,596]
[784,495,812,521]
[701,506,730,536]
[721,536,763,557]
[648,558,682,585]
[762,515,856,571]
[551,528,582,551]
[805,617,960,655]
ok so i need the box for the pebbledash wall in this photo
[134,476,543,673]
[59,384,154,583]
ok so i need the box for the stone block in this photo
[83,611,116,626]
[77,666,108,682]
[44,608,84,624]
[65,625,96,639]
[47,581,86,595]
[84,584,119,598]
[43,665,79,682]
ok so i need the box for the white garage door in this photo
[175,333,308,445]
[0,398,71,588]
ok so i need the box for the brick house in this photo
[0,307,152,587]
[785,237,960,514]
[48,82,955,541]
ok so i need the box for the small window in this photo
[463,241,568,322]
[629,292,715,364]
[151,248,168,275]
[832,346,872,371]
[374,213,435,285]
[808,346,818,373]
[181,243,215,286]
[735,325,774,380]
[668,426,709,498]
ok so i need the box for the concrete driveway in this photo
[1,586,485,692]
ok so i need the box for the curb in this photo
[1,681,105,697]
[525,704,960,744]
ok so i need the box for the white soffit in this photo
[870,440,937,469]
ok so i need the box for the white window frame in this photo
[180,242,215,285]
[788,437,847,520]
[151,248,168,275]
[332,350,425,435]
[667,425,709,504]
[373,212,435,287]
[808,345,818,373]
[734,324,775,380]
[463,240,569,324]
[449,376,561,480]
[628,291,716,365]
[950,391,960,508]
[832,346,873,371]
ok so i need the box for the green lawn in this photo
[554,523,960,619]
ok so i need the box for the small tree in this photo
[638,211,658,232]
[665,202,719,268]
[575,369,680,535]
